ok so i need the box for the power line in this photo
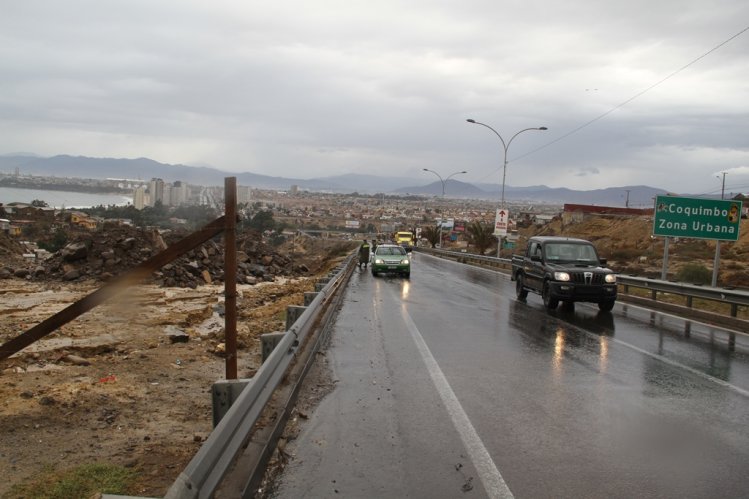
[694,183,749,197]
[511,24,749,163]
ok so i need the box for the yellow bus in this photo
[395,231,415,252]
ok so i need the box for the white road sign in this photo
[494,208,509,236]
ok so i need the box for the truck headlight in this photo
[554,272,570,281]
[375,258,384,264]
[401,259,410,265]
[605,274,617,283]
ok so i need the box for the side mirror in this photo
[530,254,542,262]
[599,258,607,266]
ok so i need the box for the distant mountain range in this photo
[0,154,678,207]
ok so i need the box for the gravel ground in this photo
[0,276,320,497]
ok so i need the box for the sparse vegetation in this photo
[607,246,643,263]
[4,463,136,499]
[676,263,712,285]
[36,230,68,253]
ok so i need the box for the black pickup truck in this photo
[511,236,617,311]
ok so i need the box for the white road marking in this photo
[609,336,749,398]
[400,305,514,499]
[569,304,749,397]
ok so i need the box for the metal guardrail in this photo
[415,246,749,330]
[415,246,513,269]
[158,253,356,499]
[616,275,749,324]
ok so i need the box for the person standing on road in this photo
[358,239,371,269]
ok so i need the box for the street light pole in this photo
[712,172,727,287]
[423,168,467,248]
[466,119,547,256]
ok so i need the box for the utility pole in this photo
[624,189,631,208]
[712,172,727,287]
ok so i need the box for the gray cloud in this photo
[1,0,748,193]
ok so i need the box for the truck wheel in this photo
[542,281,559,310]
[516,274,528,300]
[598,300,615,312]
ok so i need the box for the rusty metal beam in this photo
[0,216,228,361]
[224,177,238,380]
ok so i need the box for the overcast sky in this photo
[1,1,748,194]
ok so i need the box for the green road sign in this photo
[653,195,743,241]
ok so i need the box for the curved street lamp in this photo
[466,119,547,256]
[422,168,467,248]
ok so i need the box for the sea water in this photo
[0,187,132,209]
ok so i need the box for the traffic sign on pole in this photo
[494,208,509,236]
[653,195,742,241]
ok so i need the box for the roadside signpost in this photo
[652,195,743,284]
[653,196,742,241]
[494,208,509,236]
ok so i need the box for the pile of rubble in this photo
[0,231,26,265]
[1,224,309,288]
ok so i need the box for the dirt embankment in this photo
[0,234,355,497]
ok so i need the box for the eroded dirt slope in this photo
[0,237,353,497]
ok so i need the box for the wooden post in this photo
[224,177,238,380]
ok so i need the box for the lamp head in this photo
[539,126,548,130]
[466,119,476,123]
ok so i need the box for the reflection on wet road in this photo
[273,252,749,499]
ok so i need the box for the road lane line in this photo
[609,337,749,398]
[400,305,514,499]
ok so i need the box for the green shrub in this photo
[37,230,68,253]
[676,263,712,285]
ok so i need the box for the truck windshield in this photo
[544,243,598,264]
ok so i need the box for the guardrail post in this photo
[304,292,319,306]
[212,378,251,427]
[261,331,286,362]
[651,289,657,301]
[286,305,307,331]
[686,296,693,309]
[731,304,738,317]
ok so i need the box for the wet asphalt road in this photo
[272,252,749,498]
